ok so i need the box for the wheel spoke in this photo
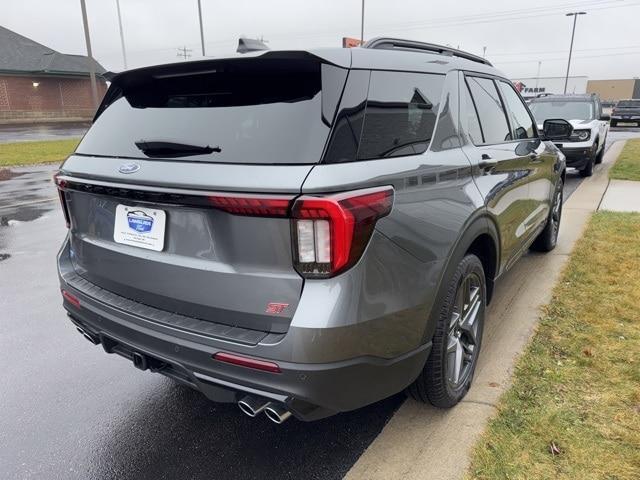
[446,272,484,387]
[447,336,463,384]
[459,286,481,345]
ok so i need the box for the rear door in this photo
[59,54,348,334]
[460,74,542,270]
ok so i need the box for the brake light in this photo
[291,186,394,278]
[213,352,281,373]
[208,193,292,217]
[53,172,71,228]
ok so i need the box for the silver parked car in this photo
[56,38,568,422]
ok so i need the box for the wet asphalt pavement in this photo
[1,128,639,480]
[0,123,89,143]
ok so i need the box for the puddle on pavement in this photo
[0,203,54,226]
[0,169,27,181]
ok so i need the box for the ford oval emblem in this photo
[118,162,140,174]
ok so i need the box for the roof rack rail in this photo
[362,37,492,67]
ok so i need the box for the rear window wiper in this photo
[134,140,221,158]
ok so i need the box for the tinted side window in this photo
[462,81,484,145]
[357,71,444,160]
[323,70,370,164]
[498,81,536,139]
[466,76,511,144]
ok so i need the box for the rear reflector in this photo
[291,186,394,278]
[213,352,281,373]
[61,289,81,308]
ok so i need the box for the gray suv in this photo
[56,38,567,423]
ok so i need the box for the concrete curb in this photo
[344,141,627,480]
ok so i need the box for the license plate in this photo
[113,204,166,251]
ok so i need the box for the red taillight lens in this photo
[291,186,394,278]
[61,289,81,308]
[208,193,292,217]
[213,352,281,373]
[53,172,71,228]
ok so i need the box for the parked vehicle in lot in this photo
[529,93,609,177]
[56,38,567,422]
[610,99,640,127]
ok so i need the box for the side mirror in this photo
[600,113,610,121]
[543,119,573,140]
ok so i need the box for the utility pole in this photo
[482,46,487,58]
[535,61,542,88]
[79,0,99,108]
[197,0,206,56]
[564,11,586,94]
[115,0,128,69]
[360,0,365,45]
[177,46,193,60]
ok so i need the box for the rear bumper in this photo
[611,115,640,121]
[58,239,430,421]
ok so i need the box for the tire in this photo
[531,177,563,252]
[579,144,596,177]
[595,141,605,164]
[407,254,485,408]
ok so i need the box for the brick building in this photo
[0,25,108,123]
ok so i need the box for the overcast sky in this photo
[3,0,640,79]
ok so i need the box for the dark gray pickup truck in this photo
[611,99,640,127]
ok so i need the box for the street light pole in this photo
[564,11,586,94]
[79,0,99,109]
[360,0,365,45]
[197,0,206,56]
[115,0,128,69]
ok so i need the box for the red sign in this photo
[342,37,362,48]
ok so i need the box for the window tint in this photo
[466,76,511,144]
[356,71,444,160]
[322,70,370,164]
[462,81,484,145]
[78,58,344,164]
[498,81,536,139]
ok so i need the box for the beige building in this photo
[587,79,640,103]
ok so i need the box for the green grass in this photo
[610,138,640,181]
[0,139,79,167]
[467,211,640,480]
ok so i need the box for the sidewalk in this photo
[599,179,640,212]
[344,141,627,480]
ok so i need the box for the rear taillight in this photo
[207,193,292,217]
[53,172,70,228]
[291,186,394,278]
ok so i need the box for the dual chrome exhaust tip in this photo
[238,395,292,424]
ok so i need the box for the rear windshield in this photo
[617,100,640,108]
[76,58,346,164]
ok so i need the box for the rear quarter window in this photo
[323,70,444,162]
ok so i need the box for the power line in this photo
[490,44,640,57]
[177,46,192,60]
[495,50,640,65]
